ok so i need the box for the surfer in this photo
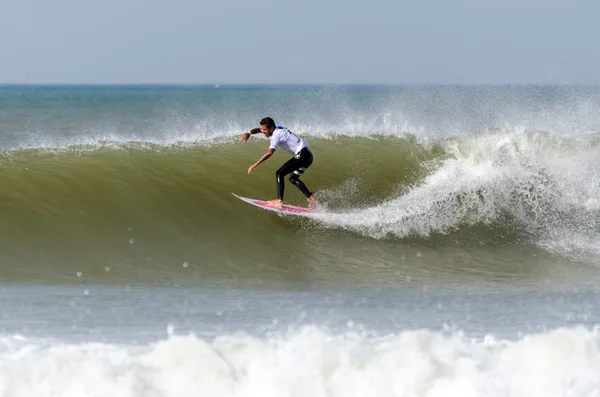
[239,117,317,209]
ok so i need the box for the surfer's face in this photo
[260,125,274,137]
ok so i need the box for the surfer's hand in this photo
[248,165,255,174]
[239,132,250,142]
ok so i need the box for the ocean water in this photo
[1,84,600,396]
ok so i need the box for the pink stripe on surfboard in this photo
[254,200,311,214]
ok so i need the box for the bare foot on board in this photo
[267,199,283,209]
[307,192,317,209]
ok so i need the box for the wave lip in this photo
[2,84,600,152]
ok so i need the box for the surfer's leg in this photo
[288,148,314,198]
[275,157,300,201]
[289,174,311,196]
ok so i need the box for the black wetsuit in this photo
[275,147,313,200]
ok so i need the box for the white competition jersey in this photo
[268,126,309,154]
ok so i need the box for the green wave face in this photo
[1,132,599,287]
[0,137,430,270]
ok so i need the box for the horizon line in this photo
[1,82,597,87]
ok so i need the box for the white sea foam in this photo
[1,326,600,397]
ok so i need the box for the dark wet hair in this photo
[260,117,275,129]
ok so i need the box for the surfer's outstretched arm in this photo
[239,128,261,142]
[248,148,275,174]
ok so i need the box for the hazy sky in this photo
[1,0,598,84]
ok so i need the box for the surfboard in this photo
[232,193,316,217]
